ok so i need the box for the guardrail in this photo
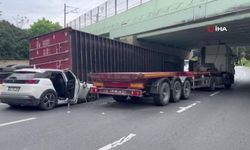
[67,0,151,30]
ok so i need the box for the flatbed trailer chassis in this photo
[90,71,233,106]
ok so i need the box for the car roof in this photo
[14,68,66,73]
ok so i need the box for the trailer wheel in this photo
[86,93,99,102]
[181,80,191,100]
[153,82,170,106]
[113,96,127,102]
[170,80,182,103]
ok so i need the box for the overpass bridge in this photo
[68,0,250,66]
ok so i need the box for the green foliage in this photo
[240,57,250,67]
[0,20,29,60]
[244,49,250,60]
[0,19,62,60]
[28,18,62,37]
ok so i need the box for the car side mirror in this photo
[82,82,87,88]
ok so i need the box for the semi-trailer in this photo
[89,44,236,106]
[29,28,235,106]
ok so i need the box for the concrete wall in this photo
[0,60,29,68]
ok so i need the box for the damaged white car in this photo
[0,68,95,110]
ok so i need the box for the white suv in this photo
[0,68,92,110]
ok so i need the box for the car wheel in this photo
[86,93,99,102]
[39,90,57,110]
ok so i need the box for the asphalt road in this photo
[0,67,250,150]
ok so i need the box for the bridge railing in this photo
[67,0,151,30]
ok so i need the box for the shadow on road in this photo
[96,96,164,111]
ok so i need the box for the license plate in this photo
[8,87,20,92]
[100,89,128,95]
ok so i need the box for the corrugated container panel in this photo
[30,28,72,70]
[30,28,182,82]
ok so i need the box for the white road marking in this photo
[102,112,106,115]
[0,117,36,127]
[98,133,136,150]
[210,91,221,97]
[177,101,201,113]
[159,111,164,114]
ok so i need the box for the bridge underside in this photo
[137,11,250,49]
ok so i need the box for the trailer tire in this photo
[181,80,191,100]
[153,82,170,106]
[170,80,182,103]
[113,96,127,102]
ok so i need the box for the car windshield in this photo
[6,72,48,80]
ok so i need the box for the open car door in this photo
[64,70,80,104]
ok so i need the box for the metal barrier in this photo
[67,0,151,30]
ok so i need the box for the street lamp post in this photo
[64,3,79,28]
[64,3,66,27]
[0,2,2,17]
